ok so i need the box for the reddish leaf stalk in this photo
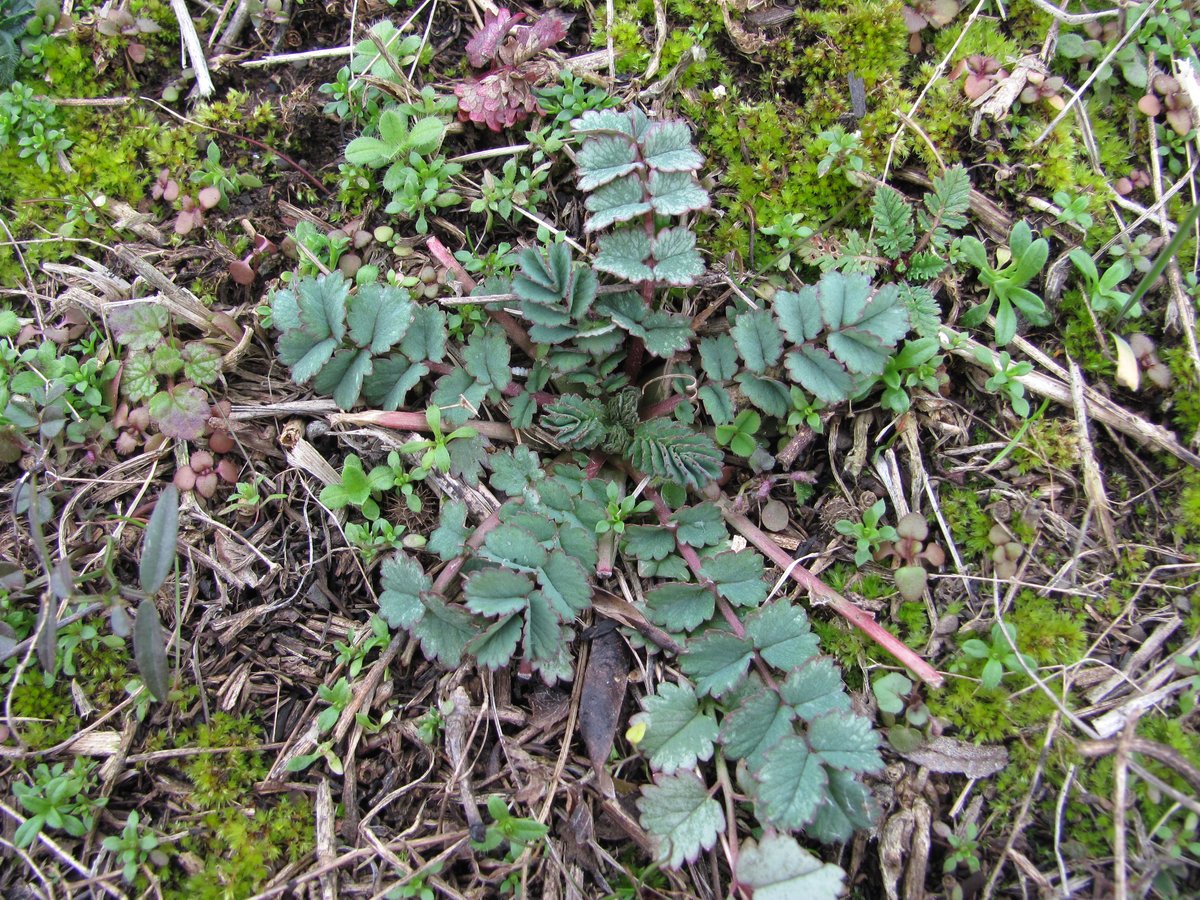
[718,500,944,688]
[327,409,517,442]
[426,236,537,360]
[432,508,502,596]
[644,486,778,691]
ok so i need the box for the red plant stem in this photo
[426,236,537,360]
[643,393,685,420]
[644,486,779,691]
[424,361,556,406]
[327,409,517,442]
[718,499,945,688]
[432,508,502,596]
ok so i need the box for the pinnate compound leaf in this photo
[400,305,448,364]
[809,768,880,844]
[648,170,709,216]
[489,446,544,496]
[313,347,373,409]
[746,601,820,670]
[466,614,522,669]
[463,328,511,391]
[523,591,562,661]
[362,357,426,409]
[149,385,210,440]
[720,682,795,763]
[411,593,474,667]
[779,658,852,721]
[426,499,469,561]
[347,283,413,355]
[631,681,718,774]
[700,550,768,606]
[572,107,648,139]
[378,554,431,629]
[644,582,715,633]
[681,630,754,698]
[139,485,179,595]
[594,227,653,283]
[699,334,738,382]
[640,121,704,172]
[650,227,705,286]
[671,503,725,547]
[623,525,676,561]
[638,771,724,869]
[465,568,535,617]
[733,381,781,424]
[785,347,855,404]
[807,713,883,774]
[537,553,591,618]
[754,735,828,830]
[732,309,784,373]
[585,174,651,231]
[736,834,846,900]
[576,135,641,191]
[481,524,547,570]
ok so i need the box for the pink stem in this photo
[328,409,516,442]
[719,500,944,688]
[426,236,537,360]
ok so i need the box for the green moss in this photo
[786,1,909,90]
[145,713,315,899]
[938,486,995,559]
[1011,416,1079,476]
[1162,346,1200,440]
[1009,592,1086,667]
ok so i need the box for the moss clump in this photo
[783,0,909,91]
[938,486,996,559]
[148,713,315,899]
[1012,416,1079,476]
[1009,592,1086,667]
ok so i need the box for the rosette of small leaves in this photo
[572,107,709,287]
[271,272,444,411]
[542,391,724,490]
[959,220,1050,346]
[109,304,221,441]
[344,107,462,233]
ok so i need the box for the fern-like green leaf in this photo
[870,184,915,259]
[629,418,724,489]
[542,394,606,448]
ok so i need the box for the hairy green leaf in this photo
[378,554,431,628]
[671,503,725,547]
[736,834,846,899]
[139,485,179,595]
[699,335,738,382]
[640,121,704,172]
[631,681,718,773]
[700,550,768,607]
[720,680,795,763]
[807,713,883,773]
[753,735,828,830]
[732,309,784,374]
[465,568,536,617]
[576,135,641,191]
[681,629,754,698]
[585,173,651,231]
[779,658,852,721]
[629,418,724,489]
[644,582,715,633]
[746,601,820,670]
[426,499,469,561]
[638,771,724,869]
[623,525,676,562]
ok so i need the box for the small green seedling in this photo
[835,499,899,566]
[961,620,1036,690]
[101,811,165,884]
[975,348,1033,417]
[13,760,106,848]
[715,409,761,458]
[1053,191,1093,231]
[877,512,946,601]
[471,795,549,859]
[941,821,982,874]
[597,481,653,535]
[320,453,394,520]
[1069,248,1135,316]
[959,220,1050,345]
[872,670,931,753]
[398,406,478,474]
[333,616,390,679]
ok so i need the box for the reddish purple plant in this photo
[174,449,239,498]
[903,0,959,52]
[454,8,571,132]
[956,55,1009,101]
[174,187,221,235]
[152,169,180,202]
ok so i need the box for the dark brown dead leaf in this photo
[579,627,629,775]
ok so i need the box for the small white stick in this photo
[170,0,214,97]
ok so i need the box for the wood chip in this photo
[898,736,1009,778]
